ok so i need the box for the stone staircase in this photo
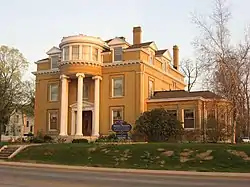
[0,145,21,159]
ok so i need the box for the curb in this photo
[0,161,250,178]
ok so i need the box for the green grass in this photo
[0,142,8,147]
[11,143,250,173]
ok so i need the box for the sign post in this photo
[111,120,132,140]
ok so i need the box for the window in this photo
[49,84,59,101]
[14,115,19,123]
[184,109,195,129]
[48,110,58,131]
[162,61,166,72]
[166,110,178,119]
[72,45,79,60]
[83,84,89,100]
[82,46,90,60]
[148,80,154,98]
[172,81,177,90]
[114,47,122,62]
[30,126,33,133]
[112,77,124,97]
[51,56,59,69]
[111,107,124,125]
[26,121,29,127]
[63,46,69,60]
[92,47,98,61]
[149,52,153,65]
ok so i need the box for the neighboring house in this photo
[32,26,232,138]
[148,90,233,140]
[5,110,34,136]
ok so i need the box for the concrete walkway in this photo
[0,161,250,179]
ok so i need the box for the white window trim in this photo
[110,107,124,127]
[113,46,123,62]
[49,84,59,102]
[184,109,195,130]
[50,55,59,69]
[112,77,124,98]
[48,111,58,131]
[83,83,89,100]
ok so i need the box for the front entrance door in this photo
[82,111,92,136]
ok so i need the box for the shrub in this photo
[182,129,202,142]
[72,138,89,143]
[95,133,119,142]
[43,135,53,143]
[135,108,183,142]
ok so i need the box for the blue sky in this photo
[1,0,250,82]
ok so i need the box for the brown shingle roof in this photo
[37,58,49,62]
[155,49,168,56]
[126,41,153,50]
[152,90,223,100]
[105,36,127,44]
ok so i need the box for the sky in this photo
[1,0,250,87]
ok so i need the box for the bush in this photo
[95,133,119,142]
[43,135,53,143]
[182,129,202,142]
[72,138,89,143]
[135,108,183,142]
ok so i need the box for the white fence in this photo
[1,135,22,142]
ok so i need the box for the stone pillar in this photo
[75,73,85,136]
[92,76,102,136]
[71,110,76,135]
[59,75,69,136]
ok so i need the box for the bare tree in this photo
[192,0,250,143]
[181,59,201,92]
[0,45,28,141]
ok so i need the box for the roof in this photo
[126,41,153,50]
[155,49,168,56]
[152,90,224,100]
[37,58,49,62]
[105,36,126,44]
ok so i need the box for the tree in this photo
[192,0,250,142]
[135,108,183,142]
[181,59,201,92]
[0,45,28,141]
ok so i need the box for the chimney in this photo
[133,26,142,45]
[173,45,179,70]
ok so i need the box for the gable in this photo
[163,50,172,61]
[108,37,127,46]
[149,42,158,51]
[46,46,61,55]
[70,101,94,110]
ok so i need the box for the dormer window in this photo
[114,47,122,62]
[149,51,154,65]
[51,55,59,69]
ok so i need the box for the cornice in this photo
[59,60,102,67]
[32,68,60,75]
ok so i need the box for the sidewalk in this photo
[0,160,250,178]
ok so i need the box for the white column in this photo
[59,75,69,136]
[69,46,72,60]
[75,73,85,136]
[92,76,102,136]
[79,45,83,60]
[71,110,76,135]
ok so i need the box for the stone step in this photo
[0,153,12,157]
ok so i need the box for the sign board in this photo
[116,133,128,139]
[111,121,132,140]
[111,121,132,133]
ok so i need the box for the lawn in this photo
[12,143,250,173]
[0,142,8,147]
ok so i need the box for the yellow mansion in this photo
[33,26,231,138]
